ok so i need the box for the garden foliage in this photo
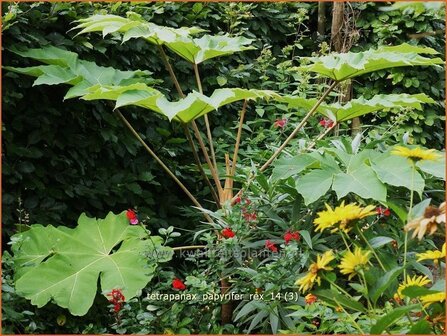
[2,2,446,335]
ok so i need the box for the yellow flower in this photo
[417,243,446,265]
[391,146,441,162]
[295,250,335,293]
[314,201,376,233]
[338,247,371,280]
[420,292,446,308]
[395,275,431,299]
[404,202,445,240]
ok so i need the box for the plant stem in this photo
[231,100,248,177]
[260,81,338,172]
[193,62,219,178]
[404,164,415,279]
[191,121,224,198]
[306,121,338,151]
[115,109,214,224]
[157,44,184,98]
[359,270,376,320]
[183,124,220,205]
[339,231,352,252]
[333,298,365,334]
[156,44,221,201]
[357,228,387,272]
[325,277,355,299]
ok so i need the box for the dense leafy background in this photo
[2,2,445,333]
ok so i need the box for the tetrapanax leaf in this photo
[73,13,255,63]
[12,212,172,316]
[5,46,157,99]
[297,43,443,81]
[282,93,435,122]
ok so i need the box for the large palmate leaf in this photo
[73,13,203,44]
[12,212,172,316]
[74,13,255,64]
[5,46,156,99]
[83,83,279,122]
[164,34,255,64]
[298,43,443,81]
[272,147,441,205]
[281,93,435,122]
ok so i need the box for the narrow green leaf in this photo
[313,289,366,312]
[370,267,404,304]
[370,304,420,334]
[369,236,394,249]
[299,230,312,249]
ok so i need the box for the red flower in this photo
[243,212,257,222]
[172,278,186,290]
[126,209,139,225]
[376,207,391,216]
[245,199,251,206]
[265,240,278,252]
[284,230,300,244]
[274,118,287,128]
[319,118,334,128]
[107,288,125,313]
[232,196,242,206]
[221,227,236,238]
[114,303,122,313]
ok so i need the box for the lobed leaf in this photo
[12,212,171,316]
[73,13,255,64]
[282,93,435,122]
[297,43,443,81]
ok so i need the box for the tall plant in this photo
[6,11,443,320]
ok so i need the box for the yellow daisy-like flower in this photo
[417,243,446,265]
[314,201,376,233]
[395,275,431,300]
[391,145,441,162]
[295,250,335,293]
[338,247,371,280]
[404,202,445,240]
[420,292,446,308]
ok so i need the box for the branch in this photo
[260,80,338,172]
[114,109,214,224]
[157,44,222,202]
[231,100,248,177]
[183,124,220,205]
[193,63,219,180]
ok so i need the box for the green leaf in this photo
[73,14,254,64]
[417,157,446,180]
[271,154,319,181]
[401,285,443,299]
[321,94,435,122]
[166,34,256,64]
[332,163,387,201]
[296,169,334,205]
[370,304,420,334]
[234,301,258,322]
[299,230,312,249]
[408,319,432,334]
[369,236,394,249]
[372,154,425,194]
[85,84,278,122]
[281,94,435,122]
[313,289,366,312]
[298,43,443,81]
[12,212,171,316]
[370,267,404,304]
[6,46,155,99]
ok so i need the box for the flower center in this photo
[424,206,440,218]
